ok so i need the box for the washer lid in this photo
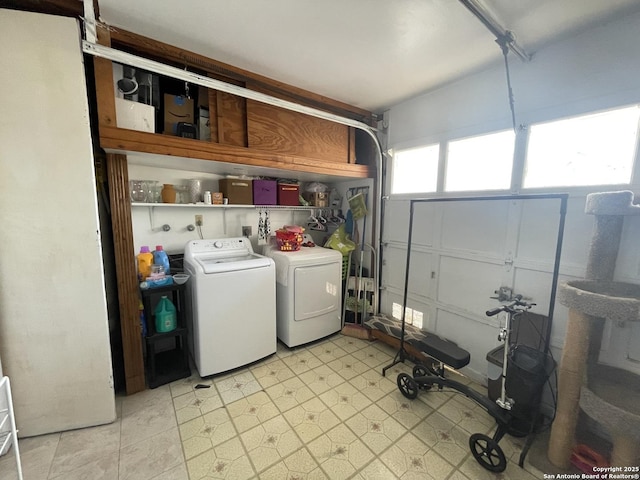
[194,253,272,274]
[184,237,272,273]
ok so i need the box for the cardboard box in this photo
[115,98,155,133]
[302,192,328,207]
[163,94,194,135]
[278,183,300,206]
[219,179,253,205]
[253,180,277,205]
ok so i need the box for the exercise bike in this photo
[397,296,548,473]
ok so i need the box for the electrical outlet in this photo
[195,215,203,226]
[242,226,252,237]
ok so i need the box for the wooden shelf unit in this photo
[92,24,377,395]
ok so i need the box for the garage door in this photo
[379,196,566,380]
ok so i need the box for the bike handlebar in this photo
[486,296,536,316]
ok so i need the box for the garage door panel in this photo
[599,320,640,376]
[512,267,554,317]
[382,246,433,298]
[517,199,563,262]
[440,200,509,255]
[383,200,411,243]
[436,309,499,379]
[553,197,592,268]
[437,256,503,314]
[380,290,434,331]
[380,196,569,386]
[616,215,640,279]
[410,202,440,247]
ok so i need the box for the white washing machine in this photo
[184,237,276,376]
[263,242,342,347]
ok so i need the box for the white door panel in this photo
[554,197,593,268]
[516,198,564,261]
[383,200,412,244]
[0,11,115,436]
[410,202,440,247]
[513,268,555,316]
[382,246,434,299]
[437,256,504,314]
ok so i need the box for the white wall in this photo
[0,10,115,436]
[128,164,352,256]
[389,11,640,150]
[384,11,640,382]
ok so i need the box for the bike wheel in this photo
[397,373,419,399]
[469,433,507,472]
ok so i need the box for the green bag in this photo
[324,225,356,254]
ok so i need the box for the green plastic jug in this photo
[154,296,177,333]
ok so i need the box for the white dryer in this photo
[184,238,276,376]
[263,242,342,347]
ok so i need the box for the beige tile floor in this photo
[0,334,546,479]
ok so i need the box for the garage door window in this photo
[391,144,439,194]
[524,106,640,188]
[445,130,515,192]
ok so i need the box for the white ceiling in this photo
[97,0,640,113]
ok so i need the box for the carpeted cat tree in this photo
[548,191,640,468]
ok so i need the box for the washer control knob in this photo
[214,241,223,248]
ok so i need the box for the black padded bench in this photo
[365,315,470,370]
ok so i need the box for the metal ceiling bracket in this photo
[458,0,531,62]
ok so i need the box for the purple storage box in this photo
[253,180,277,205]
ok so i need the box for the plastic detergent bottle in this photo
[154,296,177,333]
[153,245,170,274]
[137,246,154,280]
[138,300,147,337]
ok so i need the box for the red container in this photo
[277,183,299,206]
[253,180,277,205]
[275,229,303,251]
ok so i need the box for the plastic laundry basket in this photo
[341,254,350,280]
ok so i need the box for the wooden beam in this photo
[105,153,146,395]
[98,126,373,178]
[0,0,84,17]
[91,18,117,135]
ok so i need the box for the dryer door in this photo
[294,262,341,321]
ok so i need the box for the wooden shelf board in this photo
[100,127,372,180]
